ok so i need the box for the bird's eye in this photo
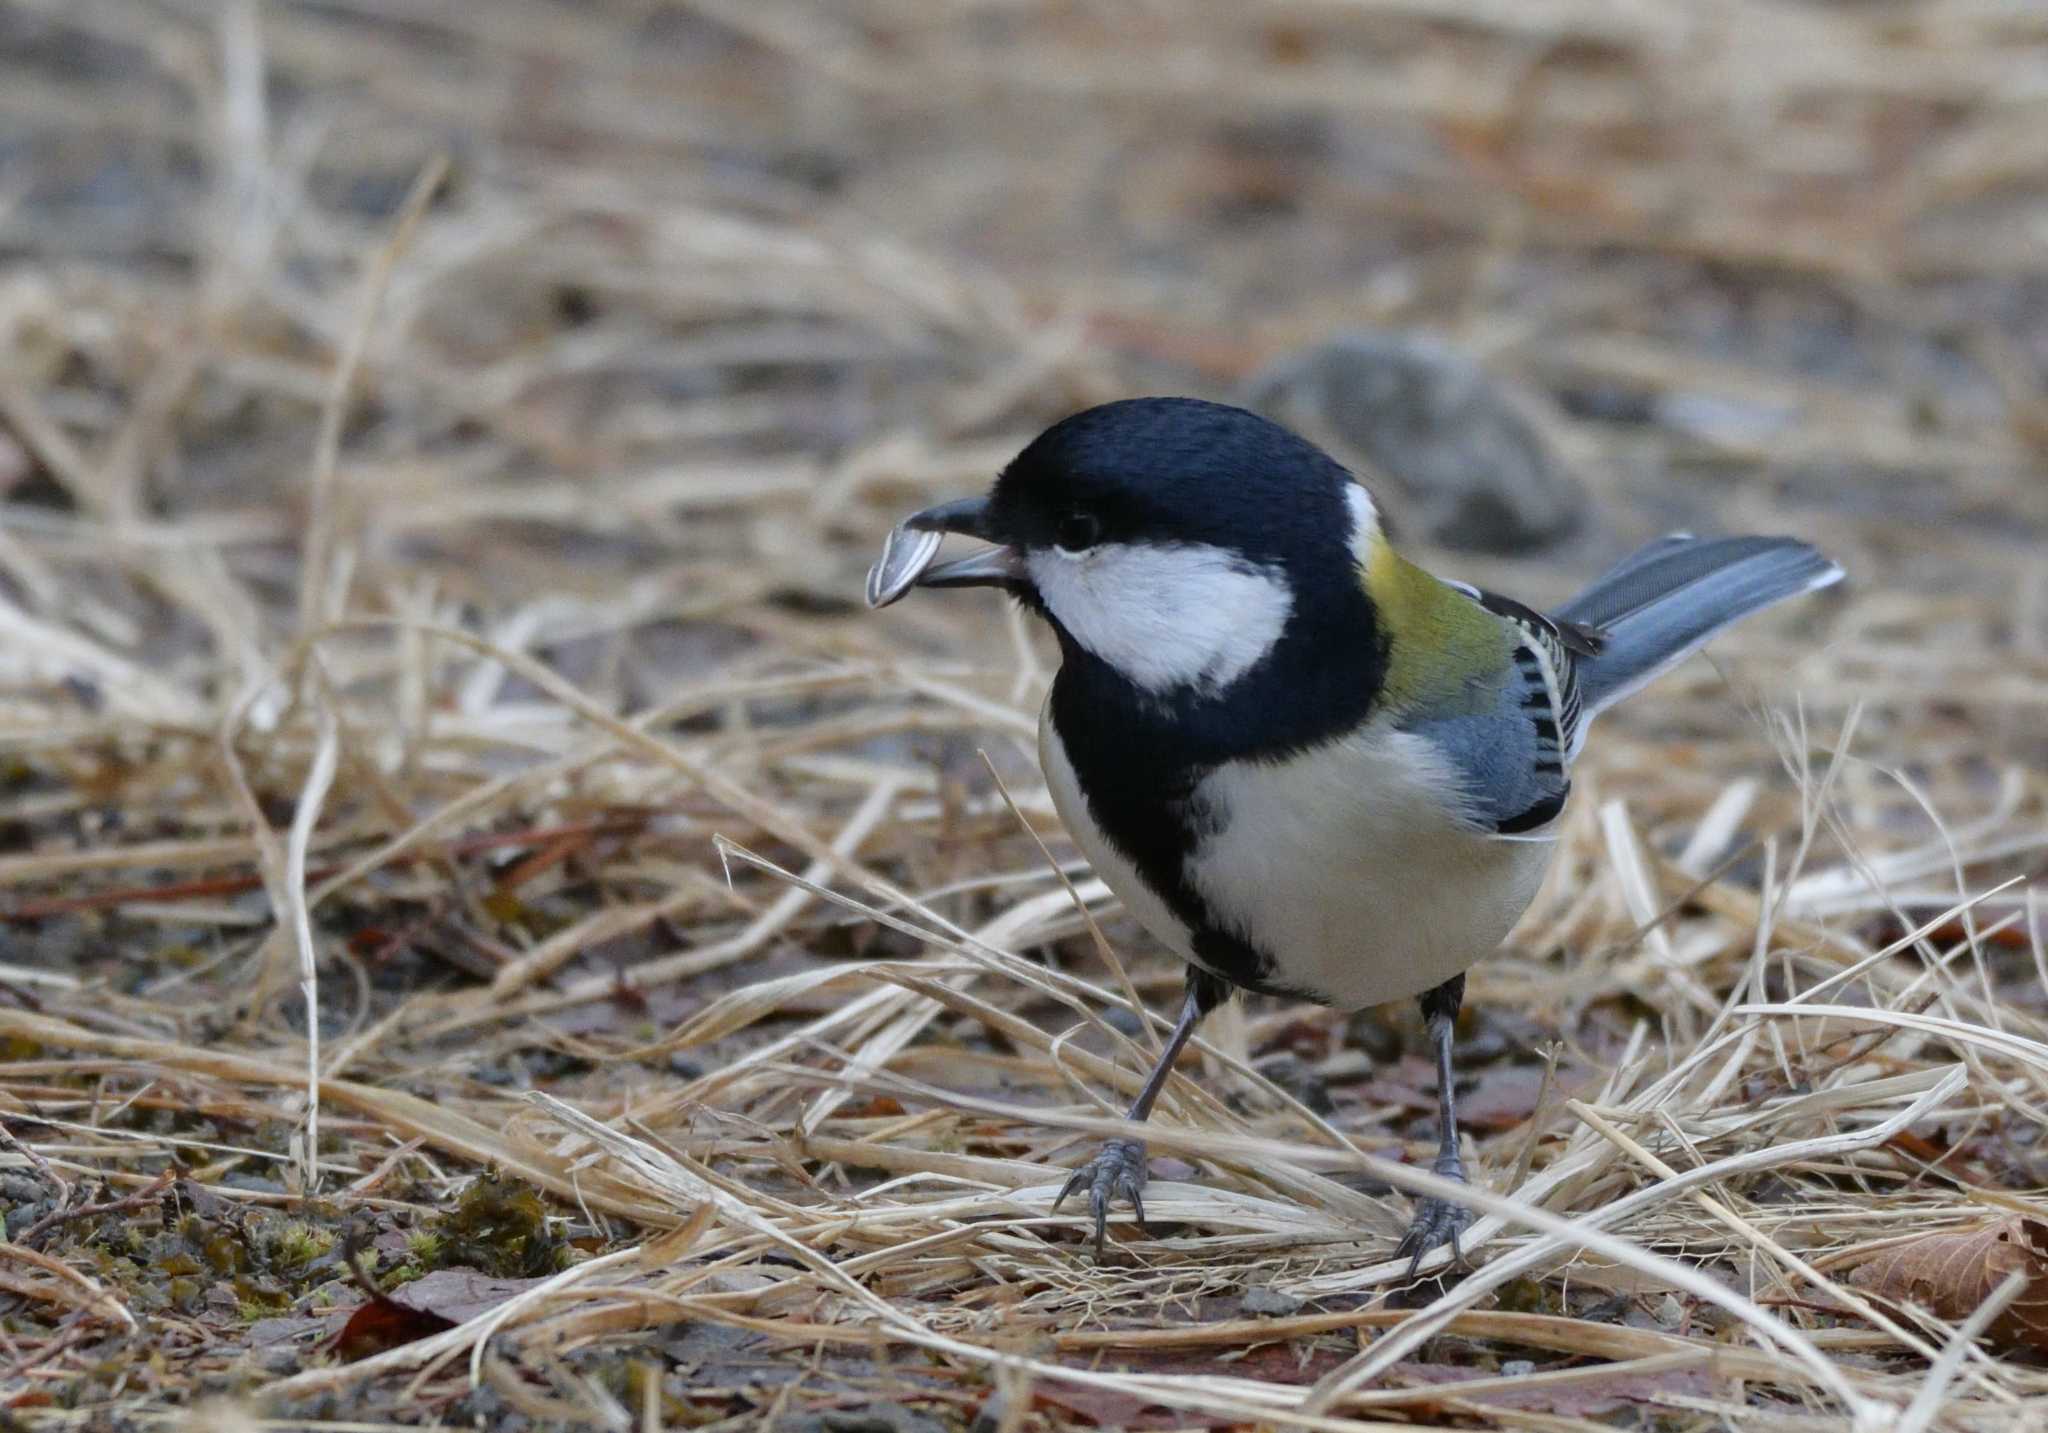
[1054,511,1101,553]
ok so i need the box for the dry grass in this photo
[2,0,2047,1428]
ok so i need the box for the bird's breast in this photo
[1041,704,1554,1011]
[1183,725,1554,1008]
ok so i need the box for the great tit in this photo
[869,396,1841,1269]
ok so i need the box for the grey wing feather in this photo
[1557,532,1697,611]
[1560,534,1842,719]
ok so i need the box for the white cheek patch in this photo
[1028,541,1293,695]
[1344,482,1380,560]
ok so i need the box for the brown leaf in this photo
[330,1297,454,1362]
[328,1268,549,1361]
[1845,1216,2048,1353]
[384,1268,548,1325]
[1026,1382,1182,1430]
[1456,1064,1593,1132]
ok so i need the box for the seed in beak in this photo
[864,522,945,609]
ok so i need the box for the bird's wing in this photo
[1555,534,1841,722]
[1468,587,1603,761]
[1403,584,1601,835]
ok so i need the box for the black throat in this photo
[1044,576,1384,997]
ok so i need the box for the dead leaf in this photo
[834,1096,907,1119]
[1358,1061,1588,1132]
[1030,1345,1353,1428]
[329,1268,549,1361]
[1845,1216,2048,1353]
[1026,1382,1183,1429]
[1456,1064,1592,1132]
[330,1296,454,1362]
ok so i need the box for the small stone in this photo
[1501,1359,1536,1378]
[1344,1010,1403,1064]
[1241,331,1583,554]
[1242,1285,1306,1317]
[1255,1052,1336,1115]
[1458,1004,1551,1065]
[1101,1006,1146,1039]
[3,1200,53,1239]
[0,1173,50,1205]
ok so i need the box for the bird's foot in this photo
[1394,1154,1473,1279]
[1053,1137,1149,1257]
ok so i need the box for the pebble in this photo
[1101,1006,1147,1038]
[1241,330,1583,554]
[1254,1052,1336,1115]
[1242,1285,1307,1317]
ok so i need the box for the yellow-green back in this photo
[1360,530,1510,715]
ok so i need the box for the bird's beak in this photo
[865,495,1026,608]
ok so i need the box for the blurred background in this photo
[4,2,2048,1421]
[5,0,2046,641]
[5,0,2046,894]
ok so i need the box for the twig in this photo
[0,1315,96,1391]
[16,1171,174,1252]
[0,1241,135,1333]
[0,1124,68,1211]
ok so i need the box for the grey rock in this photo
[1101,1005,1147,1039]
[0,1172,52,1206]
[1241,331,1583,554]
[1242,1284,1307,1317]
[1254,1052,1336,1116]
[3,1199,54,1239]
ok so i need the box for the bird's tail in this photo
[1559,534,1842,722]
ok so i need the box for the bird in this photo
[867,396,1841,1270]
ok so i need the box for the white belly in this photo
[1040,710,1554,1010]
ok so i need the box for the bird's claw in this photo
[1395,1155,1474,1280]
[1053,1137,1149,1257]
[1395,1196,1474,1279]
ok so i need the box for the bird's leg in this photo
[1395,973,1475,1277]
[1055,970,1226,1256]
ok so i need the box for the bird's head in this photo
[880,398,1383,700]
